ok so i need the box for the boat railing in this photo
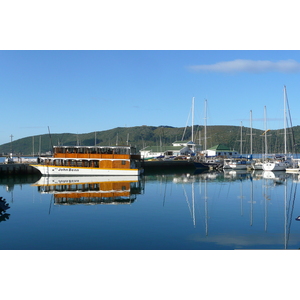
[54,153,131,159]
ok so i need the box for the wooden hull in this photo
[31,164,141,176]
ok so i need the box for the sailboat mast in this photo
[250,110,253,155]
[192,97,194,142]
[240,121,243,155]
[264,106,268,157]
[204,99,207,152]
[284,85,287,155]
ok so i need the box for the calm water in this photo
[1,169,300,250]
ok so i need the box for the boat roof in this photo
[53,145,133,149]
[208,144,236,151]
[140,145,184,152]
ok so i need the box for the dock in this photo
[0,163,40,176]
[142,159,209,174]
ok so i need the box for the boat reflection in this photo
[33,176,144,205]
[223,169,250,180]
[262,171,287,185]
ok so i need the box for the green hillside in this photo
[0,125,299,156]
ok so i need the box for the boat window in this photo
[55,147,63,154]
[70,160,76,167]
[66,147,75,153]
[77,148,84,154]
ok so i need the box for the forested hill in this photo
[1,125,300,156]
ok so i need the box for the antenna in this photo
[48,126,53,150]
[10,134,13,153]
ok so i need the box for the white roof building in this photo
[140,140,201,159]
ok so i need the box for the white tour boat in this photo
[31,145,143,176]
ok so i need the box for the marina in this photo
[0,86,299,249]
[3,49,300,298]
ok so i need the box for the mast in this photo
[204,99,207,152]
[264,106,268,157]
[192,97,195,142]
[284,85,287,155]
[240,121,243,155]
[250,110,253,155]
[39,135,41,156]
[10,134,13,154]
[32,136,34,157]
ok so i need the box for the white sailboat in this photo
[223,122,249,170]
[262,86,292,171]
[253,108,269,170]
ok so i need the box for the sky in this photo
[1,50,300,145]
[1,1,300,147]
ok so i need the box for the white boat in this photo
[262,86,293,172]
[262,157,292,171]
[285,167,300,173]
[223,159,248,170]
[30,145,143,176]
[285,158,300,172]
[252,161,264,170]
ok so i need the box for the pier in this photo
[142,159,210,175]
[0,163,40,176]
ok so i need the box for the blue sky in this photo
[1,50,300,145]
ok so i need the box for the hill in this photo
[0,125,299,156]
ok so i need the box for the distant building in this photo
[140,140,201,159]
[201,144,240,158]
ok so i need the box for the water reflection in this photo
[32,176,144,205]
[145,170,300,249]
[1,170,300,249]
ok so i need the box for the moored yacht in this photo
[262,156,292,171]
[223,159,248,170]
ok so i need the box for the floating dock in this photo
[142,160,209,174]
